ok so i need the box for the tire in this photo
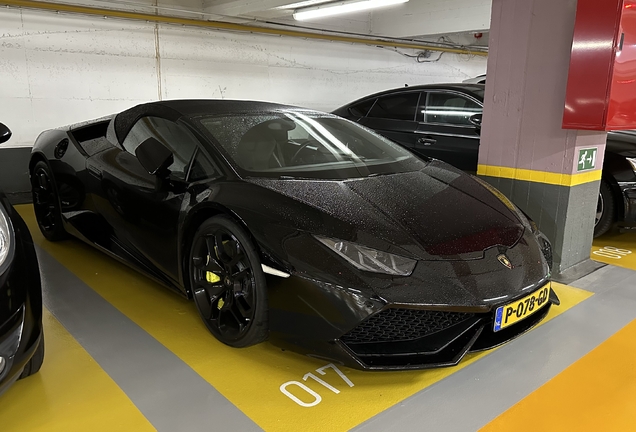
[31,161,68,241]
[594,179,615,238]
[189,216,268,348]
[19,335,44,379]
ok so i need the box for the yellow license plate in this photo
[493,283,551,332]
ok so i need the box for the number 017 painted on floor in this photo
[494,284,551,332]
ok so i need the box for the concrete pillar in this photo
[478,0,607,279]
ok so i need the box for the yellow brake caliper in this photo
[205,265,223,309]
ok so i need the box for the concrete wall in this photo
[0,7,486,193]
[371,0,492,38]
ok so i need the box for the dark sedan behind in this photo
[334,83,636,237]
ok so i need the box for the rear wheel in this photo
[189,216,268,348]
[19,335,44,379]
[594,180,615,238]
[31,161,68,241]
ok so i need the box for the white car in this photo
[463,74,486,84]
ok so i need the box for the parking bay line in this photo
[16,205,592,432]
[35,249,262,432]
[353,264,636,432]
[482,317,636,431]
[0,309,155,432]
[591,231,636,271]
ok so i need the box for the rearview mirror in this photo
[135,137,173,176]
[0,123,12,144]
[469,114,483,129]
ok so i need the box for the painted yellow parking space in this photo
[0,309,154,432]
[16,205,593,432]
[482,318,636,432]
[591,231,636,270]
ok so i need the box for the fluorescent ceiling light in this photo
[276,0,333,10]
[293,0,409,21]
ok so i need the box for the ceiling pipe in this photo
[0,0,488,56]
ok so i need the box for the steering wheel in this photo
[290,142,315,164]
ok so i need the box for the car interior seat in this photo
[236,119,295,170]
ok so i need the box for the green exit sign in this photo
[577,147,598,172]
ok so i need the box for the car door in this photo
[357,91,421,151]
[87,116,202,284]
[414,91,482,173]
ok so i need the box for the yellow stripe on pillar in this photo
[477,164,602,187]
[481,318,636,432]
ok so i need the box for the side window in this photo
[348,99,376,117]
[367,93,419,121]
[121,117,200,179]
[423,93,482,126]
[188,149,219,182]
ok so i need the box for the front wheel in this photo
[189,216,268,348]
[594,180,615,238]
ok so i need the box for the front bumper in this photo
[0,307,35,396]
[267,272,558,371]
[0,197,43,395]
[266,220,554,370]
[337,287,558,370]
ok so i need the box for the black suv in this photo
[333,84,636,237]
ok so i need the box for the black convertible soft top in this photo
[113,99,302,143]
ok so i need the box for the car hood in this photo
[247,161,524,261]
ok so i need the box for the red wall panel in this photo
[562,0,636,130]
[607,0,636,128]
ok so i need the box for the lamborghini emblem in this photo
[497,254,513,269]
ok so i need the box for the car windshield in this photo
[197,111,428,179]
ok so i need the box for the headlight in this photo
[627,157,636,173]
[316,236,416,276]
[0,203,14,275]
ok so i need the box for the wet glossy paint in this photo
[30,100,555,370]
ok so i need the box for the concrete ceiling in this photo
[40,0,492,42]
[201,0,492,39]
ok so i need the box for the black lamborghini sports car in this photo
[0,123,44,395]
[30,101,557,370]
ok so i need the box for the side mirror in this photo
[0,123,12,144]
[469,114,483,130]
[135,137,173,176]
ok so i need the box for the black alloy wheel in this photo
[189,216,268,347]
[31,161,68,241]
[594,179,615,238]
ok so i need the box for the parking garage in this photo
[1,0,636,431]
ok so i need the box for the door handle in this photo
[417,137,437,146]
